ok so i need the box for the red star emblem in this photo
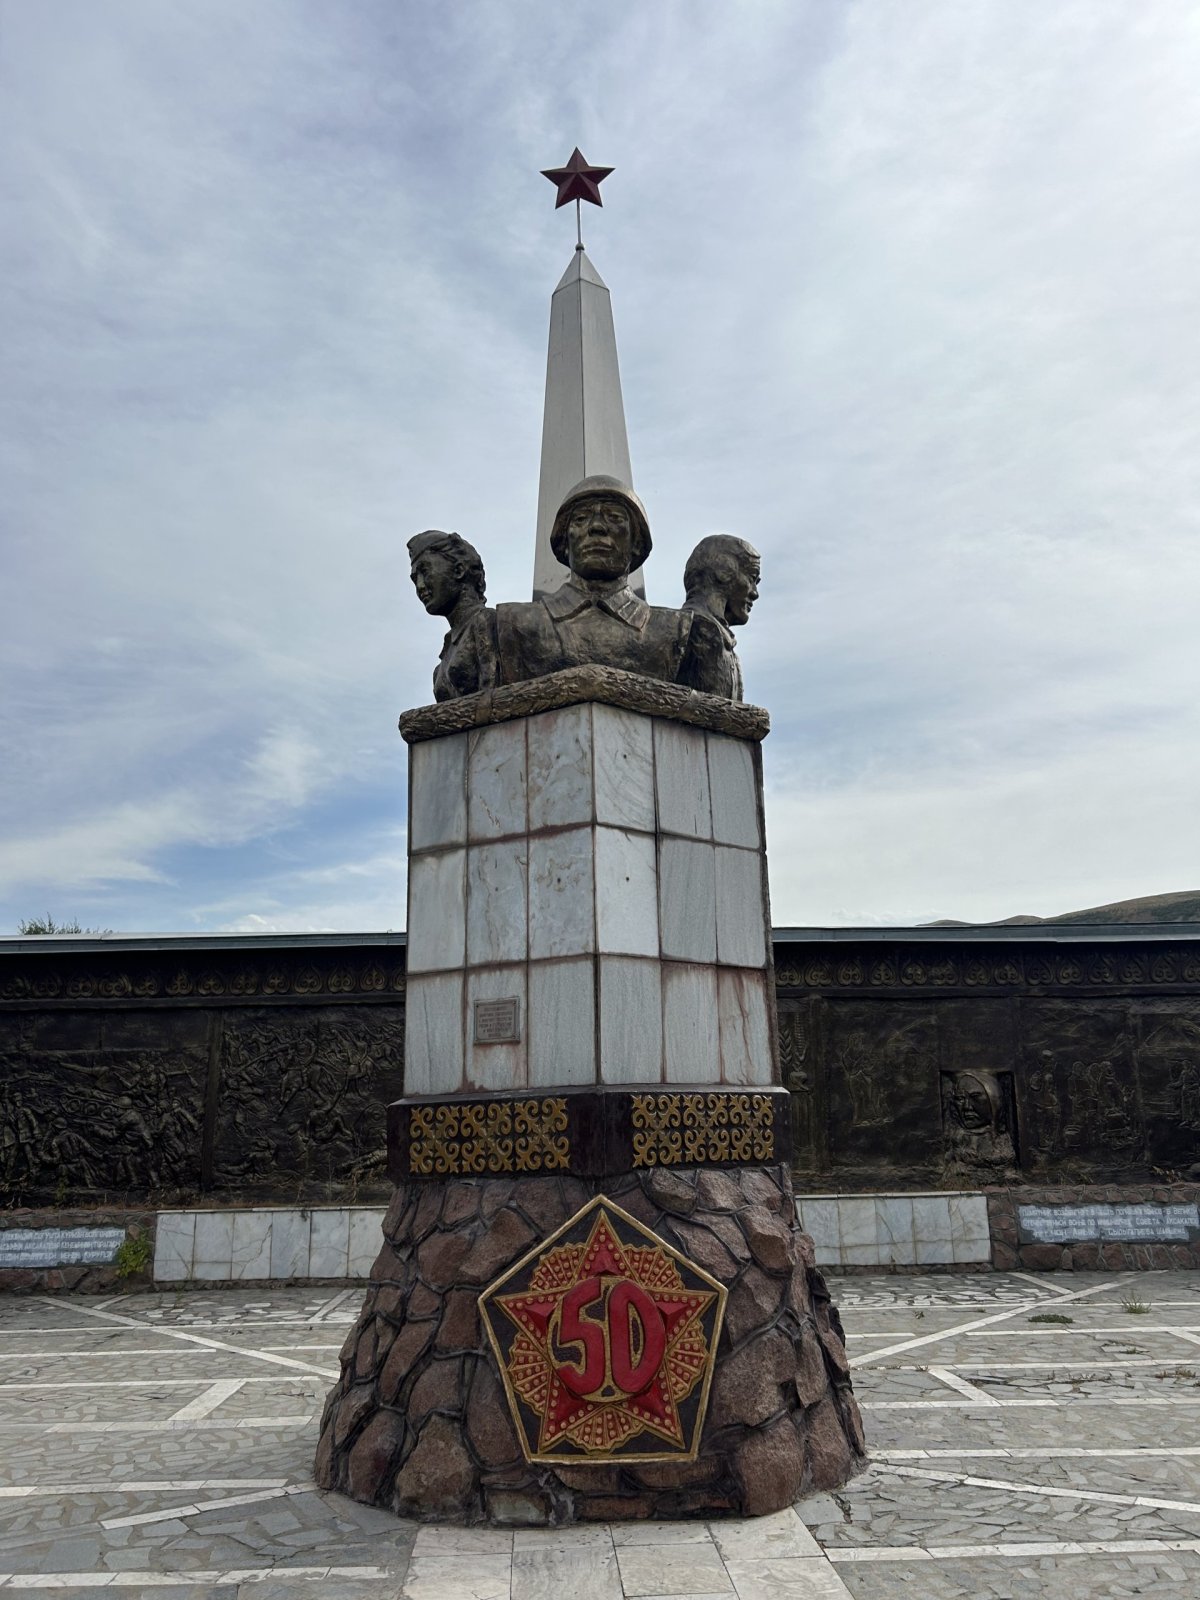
[479,1198,726,1463]
[541,147,614,209]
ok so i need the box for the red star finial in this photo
[541,147,614,210]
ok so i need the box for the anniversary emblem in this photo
[479,1196,727,1464]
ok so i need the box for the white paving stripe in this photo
[32,1299,338,1380]
[1010,1271,1076,1296]
[827,1539,1200,1563]
[0,1376,323,1391]
[963,1325,1200,1336]
[852,1279,1124,1367]
[926,1366,1001,1405]
[165,1378,247,1422]
[865,1394,1200,1409]
[898,1357,1200,1370]
[0,1481,287,1499]
[0,1567,389,1588]
[35,1415,317,1433]
[875,1447,1200,1460]
[875,1462,1200,1517]
[100,1481,318,1530]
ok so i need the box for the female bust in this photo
[407,530,498,702]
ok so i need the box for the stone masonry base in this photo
[313,1164,866,1524]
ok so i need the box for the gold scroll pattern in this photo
[408,1098,569,1176]
[630,1092,774,1168]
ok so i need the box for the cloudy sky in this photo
[2,0,1198,934]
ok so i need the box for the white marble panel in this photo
[230,1211,273,1281]
[528,827,595,958]
[796,1198,840,1254]
[599,957,664,1084]
[917,1237,955,1265]
[949,1194,992,1262]
[593,705,655,832]
[594,826,658,956]
[348,1208,385,1278]
[528,958,596,1087]
[408,732,467,851]
[912,1194,954,1245]
[406,848,466,973]
[716,968,773,1085]
[662,963,720,1083]
[707,733,761,848]
[404,971,465,1095]
[527,704,594,830]
[876,1196,916,1265]
[192,1212,234,1281]
[653,720,712,839]
[842,1243,884,1267]
[838,1198,878,1249]
[152,1212,195,1282]
[714,846,768,968]
[269,1209,311,1280]
[465,965,528,1092]
[468,721,527,840]
[466,840,528,966]
[658,837,716,962]
[309,1209,350,1277]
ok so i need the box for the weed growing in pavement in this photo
[1121,1295,1151,1315]
[1028,1313,1073,1325]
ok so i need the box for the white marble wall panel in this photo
[594,826,658,956]
[408,733,467,851]
[152,1212,195,1283]
[348,1209,383,1277]
[404,971,465,1094]
[593,705,655,831]
[466,840,528,966]
[527,704,593,830]
[269,1209,312,1279]
[599,957,664,1083]
[707,734,761,849]
[528,958,596,1086]
[529,827,595,958]
[911,1194,954,1265]
[795,1198,841,1264]
[717,968,773,1085]
[876,1196,916,1266]
[406,849,466,972]
[309,1209,350,1277]
[662,963,720,1083]
[230,1211,273,1282]
[467,721,527,840]
[653,720,712,839]
[464,965,528,1091]
[714,847,767,967]
[658,838,716,963]
[838,1198,879,1267]
[193,1212,235,1281]
[950,1194,992,1262]
[793,1193,991,1269]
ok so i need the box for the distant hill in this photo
[925,890,1200,928]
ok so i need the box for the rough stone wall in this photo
[314,1163,865,1525]
[0,1207,155,1293]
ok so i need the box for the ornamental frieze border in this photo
[0,961,406,1003]
[774,946,1200,991]
[388,1086,791,1182]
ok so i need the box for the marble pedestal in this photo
[315,670,865,1522]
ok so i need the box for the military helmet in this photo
[549,476,652,571]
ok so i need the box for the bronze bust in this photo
[681,535,761,702]
[407,530,497,703]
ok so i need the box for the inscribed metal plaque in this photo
[0,1226,126,1270]
[1017,1202,1200,1246]
[474,996,521,1044]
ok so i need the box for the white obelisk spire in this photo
[534,147,643,599]
[532,249,642,598]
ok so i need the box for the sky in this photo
[2,0,1199,934]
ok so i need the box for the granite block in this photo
[594,825,658,957]
[404,971,465,1095]
[467,720,527,840]
[717,968,773,1085]
[658,837,716,963]
[593,704,655,832]
[409,732,467,851]
[465,965,528,1092]
[528,958,597,1087]
[269,1209,312,1280]
[527,704,593,831]
[406,848,466,972]
[529,827,595,958]
[599,957,664,1083]
[653,719,712,839]
[662,962,720,1083]
[153,1212,195,1282]
[230,1210,273,1282]
[714,846,767,967]
[707,733,761,849]
[192,1212,234,1281]
[309,1209,350,1277]
[466,839,528,966]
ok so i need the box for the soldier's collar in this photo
[543,577,649,629]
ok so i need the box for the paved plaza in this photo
[1,1270,1199,1597]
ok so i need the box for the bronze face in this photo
[724,556,761,627]
[953,1074,995,1133]
[565,495,635,582]
[410,549,463,617]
